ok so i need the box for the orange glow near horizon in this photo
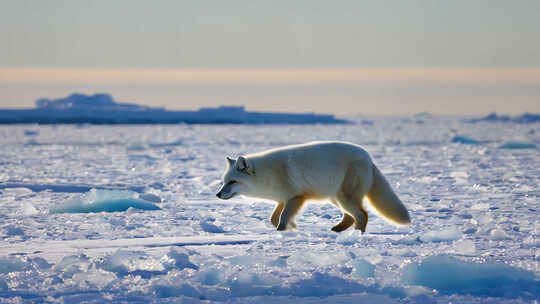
[1,67,539,115]
[2,67,540,85]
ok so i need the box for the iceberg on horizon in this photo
[0,93,348,125]
[466,112,540,124]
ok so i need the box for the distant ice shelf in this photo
[0,93,348,124]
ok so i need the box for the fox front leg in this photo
[270,202,285,227]
[277,196,305,231]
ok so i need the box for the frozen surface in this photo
[0,116,539,303]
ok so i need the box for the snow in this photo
[0,116,539,303]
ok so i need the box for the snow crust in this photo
[0,116,539,303]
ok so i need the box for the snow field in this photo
[0,116,539,303]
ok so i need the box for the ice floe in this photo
[50,189,161,213]
[498,141,537,149]
[402,255,538,299]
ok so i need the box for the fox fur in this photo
[216,141,410,232]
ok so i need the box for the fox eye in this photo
[227,180,237,185]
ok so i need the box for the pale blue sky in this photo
[1,1,539,114]
[2,0,540,68]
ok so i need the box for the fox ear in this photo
[236,156,254,175]
[226,157,235,167]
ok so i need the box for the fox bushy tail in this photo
[366,164,410,225]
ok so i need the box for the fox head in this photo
[216,156,256,200]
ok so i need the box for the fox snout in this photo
[216,189,232,200]
[216,187,234,200]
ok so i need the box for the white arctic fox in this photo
[216,141,410,232]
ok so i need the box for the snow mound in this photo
[498,141,537,149]
[50,189,160,213]
[402,255,539,299]
[451,136,480,145]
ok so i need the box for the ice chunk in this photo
[228,253,270,266]
[139,193,162,203]
[72,266,116,289]
[161,247,198,270]
[402,255,538,298]
[3,225,24,236]
[197,268,227,286]
[0,257,28,274]
[97,250,166,277]
[451,136,479,145]
[490,228,512,240]
[336,230,363,245]
[353,258,375,278]
[153,283,201,298]
[50,188,160,213]
[126,142,147,151]
[452,239,476,255]
[498,141,537,149]
[420,227,462,243]
[53,254,91,278]
[468,203,490,210]
[24,130,39,136]
[450,171,468,184]
[288,251,349,268]
[149,137,183,147]
[200,219,225,233]
[22,202,39,215]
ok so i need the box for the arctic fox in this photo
[216,141,410,232]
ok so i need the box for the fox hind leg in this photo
[331,213,354,232]
[336,161,372,233]
[337,195,368,233]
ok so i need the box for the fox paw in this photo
[277,222,297,231]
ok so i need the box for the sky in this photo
[1,0,539,115]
